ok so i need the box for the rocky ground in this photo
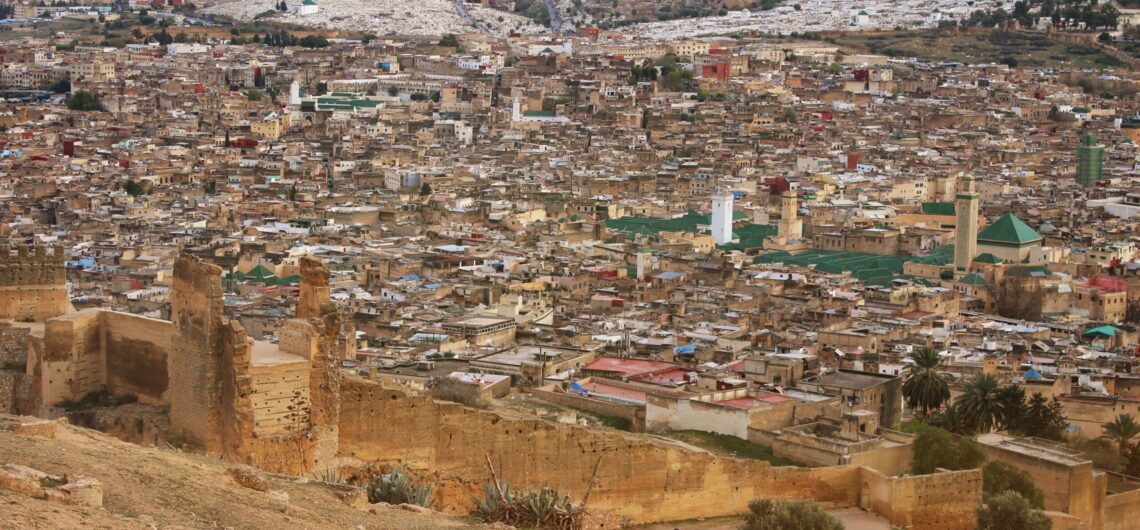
[0,415,490,529]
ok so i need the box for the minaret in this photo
[777,190,803,241]
[954,175,979,273]
[289,80,301,106]
[711,186,734,245]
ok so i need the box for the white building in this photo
[298,0,318,16]
[710,188,734,245]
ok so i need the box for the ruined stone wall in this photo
[41,310,103,407]
[169,255,224,452]
[0,323,30,365]
[859,467,982,530]
[338,379,863,524]
[102,312,172,403]
[249,360,311,436]
[218,319,317,475]
[0,245,69,323]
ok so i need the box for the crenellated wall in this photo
[0,245,69,323]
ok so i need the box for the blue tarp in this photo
[674,343,697,355]
[569,382,589,396]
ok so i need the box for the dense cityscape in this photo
[1,1,1140,529]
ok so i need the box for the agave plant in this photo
[474,480,584,530]
[311,468,347,485]
[366,465,436,509]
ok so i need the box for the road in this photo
[544,0,562,33]
[453,0,490,35]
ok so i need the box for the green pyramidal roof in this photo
[977,213,1042,245]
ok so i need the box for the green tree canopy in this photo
[742,498,843,530]
[976,491,1051,530]
[903,348,950,417]
[66,91,103,111]
[956,374,1003,433]
[1101,414,1140,456]
[912,426,986,475]
[983,461,1044,509]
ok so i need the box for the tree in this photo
[246,89,263,101]
[976,491,1052,530]
[123,180,145,197]
[783,108,796,123]
[903,348,950,417]
[439,34,460,48]
[48,79,71,94]
[66,91,103,111]
[387,86,398,97]
[983,462,1044,508]
[1101,414,1140,455]
[1017,393,1068,440]
[929,402,973,435]
[742,498,843,530]
[956,374,1003,433]
[912,426,986,475]
[420,182,432,196]
[288,183,297,202]
[995,384,1026,432]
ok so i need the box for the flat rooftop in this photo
[976,434,1091,467]
[251,340,308,366]
[806,370,894,390]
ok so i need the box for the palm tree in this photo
[1102,414,1140,456]
[956,373,1003,433]
[902,348,950,417]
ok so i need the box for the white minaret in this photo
[289,80,301,106]
[711,187,734,245]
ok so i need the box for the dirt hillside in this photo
[0,415,488,530]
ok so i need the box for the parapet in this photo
[0,245,67,287]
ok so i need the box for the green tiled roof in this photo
[1084,325,1118,337]
[752,245,955,287]
[974,253,1003,265]
[977,213,1042,245]
[959,273,987,286]
[606,210,774,250]
[921,202,955,216]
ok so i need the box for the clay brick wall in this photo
[530,386,645,431]
[1104,488,1140,530]
[169,255,225,451]
[249,361,311,436]
[859,467,982,530]
[0,245,69,322]
[102,312,172,403]
[0,324,30,365]
[41,310,103,406]
[338,379,863,524]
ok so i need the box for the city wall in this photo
[859,466,982,530]
[530,384,645,431]
[0,245,70,323]
[31,310,172,408]
[1104,488,1140,530]
[979,440,1105,529]
[338,379,979,526]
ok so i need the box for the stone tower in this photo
[0,244,69,322]
[777,191,803,241]
[169,254,225,451]
[954,175,979,274]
